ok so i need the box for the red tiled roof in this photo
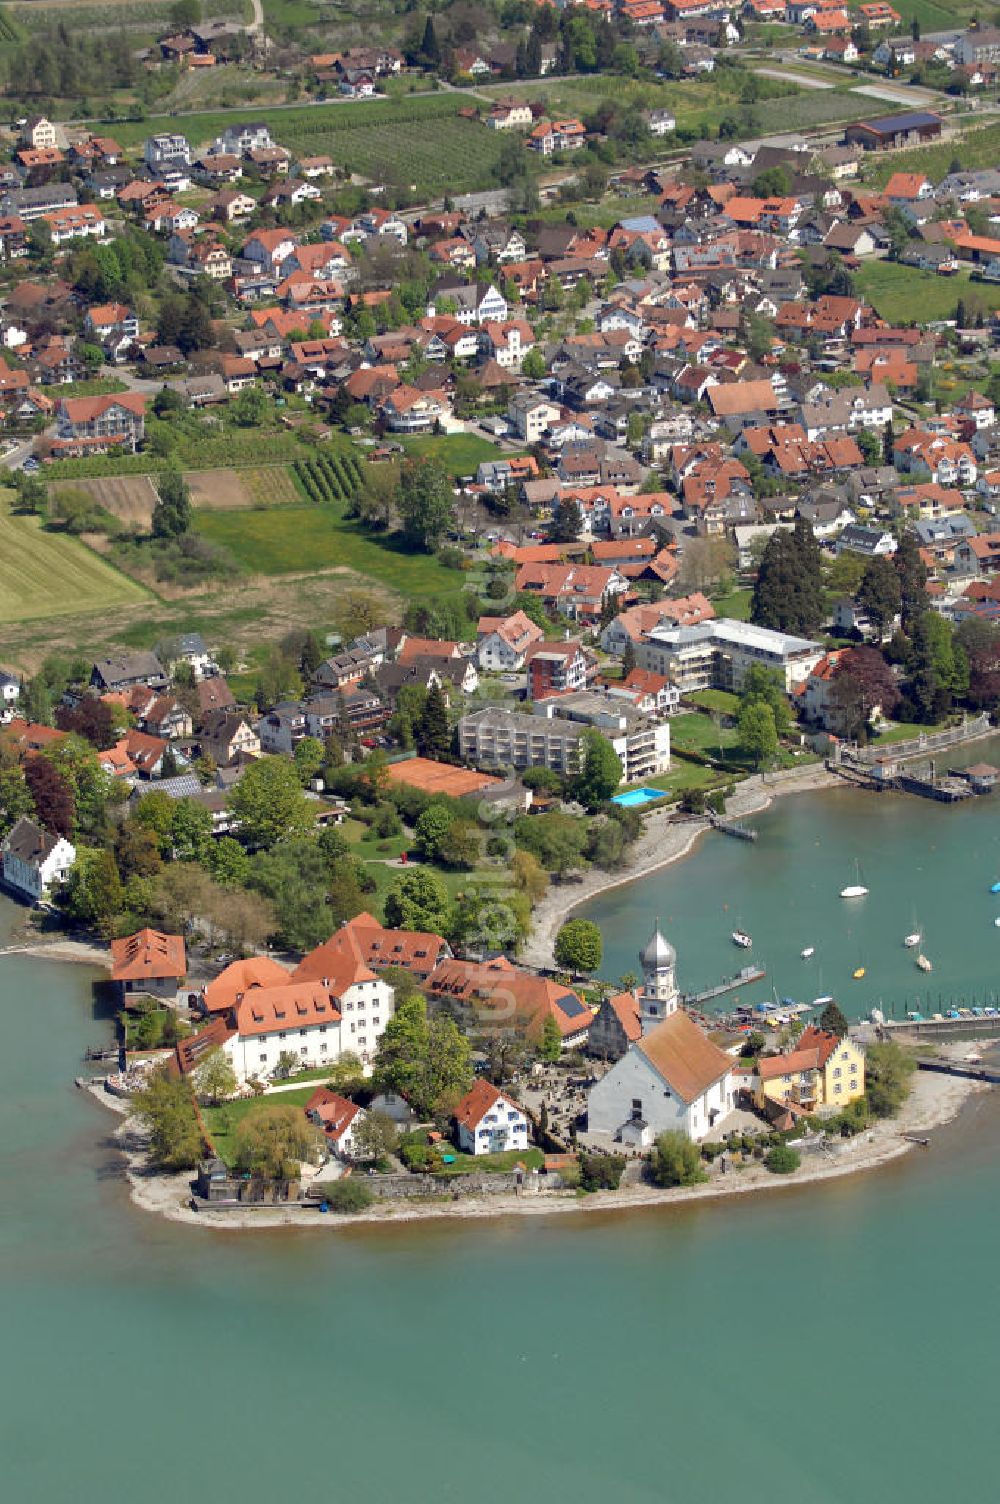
[110,927,186,983]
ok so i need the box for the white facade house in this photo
[455,1080,530,1156]
[144,133,191,169]
[637,619,823,695]
[1,817,76,903]
[0,670,19,722]
[587,926,735,1145]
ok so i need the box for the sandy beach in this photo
[520,763,841,970]
[78,1048,988,1233]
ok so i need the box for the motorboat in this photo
[841,884,868,899]
[916,953,933,972]
[812,994,834,1007]
[852,967,865,980]
[800,946,815,959]
[903,933,921,948]
[994,917,1000,929]
[991,882,1000,894]
[731,929,752,949]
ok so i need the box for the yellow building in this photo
[757,1027,865,1113]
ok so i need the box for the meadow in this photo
[0,499,148,624]
[854,262,1000,323]
[194,505,467,601]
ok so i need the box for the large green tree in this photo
[737,699,778,769]
[398,457,455,552]
[133,1066,203,1172]
[373,994,473,1117]
[894,531,928,636]
[227,757,315,850]
[553,918,603,975]
[151,462,191,540]
[751,520,823,636]
[383,868,452,933]
[233,1105,322,1179]
[651,1130,707,1187]
[856,555,902,639]
[573,729,622,809]
[415,681,450,757]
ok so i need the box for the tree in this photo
[554,918,603,975]
[737,699,778,770]
[248,839,334,952]
[857,428,882,467]
[864,1041,915,1117]
[233,1105,322,1180]
[384,868,451,934]
[227,756,314,850]
[293,735,325,787]
[550,496,583,543]
[818,1001,849,1038]
[171,0,201,26]
[856,555,902,639]
[651,1129,707,1187]
[766,1144,800,1174]
[740,664,791,739]
[828,647,900,739]
[204,835,250,888]
[573,729,622,809]
[24,754,74,836]
[398,457,455,552]
[170,797,213,863]
[351,1110,399,1164]
[751,521,823,636]
[539,1012,562,1063]
[420,13,440,65]
[521,347,546,381]
[894,531,928,636]
[0,767,32,839]
[956,617,1000,709]
[63,848,122,932]
[151,462,191,540]
[133,1065,203,1172]
[415,681,450,758]
[373,994,473,1117]
[193,1046,237,1107]
[413,803,453,862]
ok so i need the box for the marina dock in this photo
[682,964,766,1007]
[827,715,995,803]
[707,813,758,841]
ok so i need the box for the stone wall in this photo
[311,1170,541,1201]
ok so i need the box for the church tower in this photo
[639,921,678,1034]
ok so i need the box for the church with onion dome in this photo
[587,922,735,1146]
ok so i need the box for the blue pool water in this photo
[612,787,666,807]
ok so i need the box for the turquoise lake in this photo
[3,765,1000,1502]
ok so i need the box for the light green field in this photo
[854,262,1000,324]
[0,502,149,623]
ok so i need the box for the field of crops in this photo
[48,474,157,528]
[293,450,365,506]
[0,499,148,623]
[110,92,461,149]
[187,465,302,509]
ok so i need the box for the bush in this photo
[578,1152,626,1191]
[765,1144,801,1175]
[323,1178,374,1213]
[652,1129,708,1187]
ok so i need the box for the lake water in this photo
[4,765,1000,1502]
[585,746,1000,1020]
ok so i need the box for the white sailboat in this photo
[841,861,868,899]
[732,929,752,949]
[801,946,815,959]
[904,932,921,948]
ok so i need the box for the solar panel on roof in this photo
[557,993,588,1019]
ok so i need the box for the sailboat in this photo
[801,946,815,959]
[903,931,921,948]
[731,928,752,949]
[841,861,868,899]
[916,953,933,972]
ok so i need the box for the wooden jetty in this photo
[708,813,758,841]
[915,1057,1000,1085]
[683,964,766,1007]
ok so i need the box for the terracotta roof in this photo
[173,1016,233,1075]
[110,927,186,983]
[454,1078,523,1132]
[291,923,378,990]
[336,911,449,980]
[203,956,292,1013]
[305,1086,362,1141]
[607,990,642,1043]
[235,980,342,1038]
[636,1010,732,1104]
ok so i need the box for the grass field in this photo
[201,1087,319,1167]
[194,505,467,600]
[854,262,1000,324]
[400,433,516,477]
[712,588,753,621]
[0,498,148,623]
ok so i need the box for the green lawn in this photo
[870,719,950,745]
[400,433,516,478]
[854,263,1000,325]
[671,711,740,758]
[712,588,753,622]
[0,499,149,623]
[686,690,740,716]
[201,1087,319,1167]
[194,505,466,600]
[436,1146,545,1176]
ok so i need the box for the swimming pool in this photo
[612,787,666,807]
